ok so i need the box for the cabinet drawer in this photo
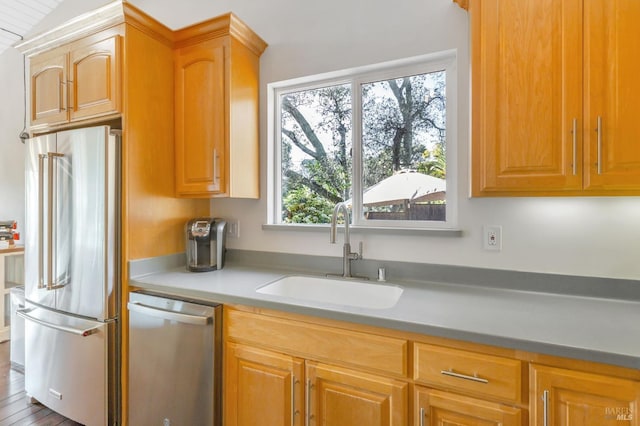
[413,343,522,403]
[225,308,408,376]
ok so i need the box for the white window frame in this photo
[267,50,458,230]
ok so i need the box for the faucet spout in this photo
[329,202,360,278]
[330,202,350,244]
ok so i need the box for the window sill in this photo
[262,224,463,237]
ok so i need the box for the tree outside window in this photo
[280,84,352,224]
[273,54,454,227]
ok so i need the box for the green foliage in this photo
[416,144,446,179]
[282,186,335,224]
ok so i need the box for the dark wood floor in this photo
[0,342,81,426]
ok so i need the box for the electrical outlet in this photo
[483,225,502,251]
[227,220,240,239]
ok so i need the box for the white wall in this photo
[4,0,640,280]
[131,0,640,280]
[0,47,27,239]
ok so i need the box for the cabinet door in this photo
[30,51,68,126]
[225,343,304,426]
[471,0,583,195]
[69,34,121,121]
[175,39,226,197]
[415,386,522,426]
[531,364,640,426]
[306,361,407,426]
[583,0,640,192]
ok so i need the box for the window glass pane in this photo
[361,70,446,221]
[280,84,352,224]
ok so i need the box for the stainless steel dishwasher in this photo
[128,291,222,426]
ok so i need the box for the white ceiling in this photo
[0,0,65,56]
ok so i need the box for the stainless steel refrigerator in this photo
[20,125,120,426]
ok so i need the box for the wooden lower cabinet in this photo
[225,343,304,426]
[531,364,640,426]
[224,342,408,426]
[223,306,640,426]
[307,361,408,426]
[414,386,522,426]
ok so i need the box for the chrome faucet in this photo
[330,202,361,278]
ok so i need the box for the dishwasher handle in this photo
[127,301,213,326]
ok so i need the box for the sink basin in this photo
[256,275,403,309]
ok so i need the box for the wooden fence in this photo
[364,204,446,221]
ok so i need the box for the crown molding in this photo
[15,0,173,56]
[173,12,267,56]
[16,1,124,56]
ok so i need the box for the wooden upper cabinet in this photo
[531,364,640,426]
[29,29,122,129]
[30,51,68,126]
[174,14,267,198]
[470,0,640,196]
[69,33,121,122]
[175,39,226,196]
[583,0,640,191]
[471,0,583,195]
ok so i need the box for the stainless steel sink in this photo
[256,275,403,309]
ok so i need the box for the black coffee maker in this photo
[185,218,227,272]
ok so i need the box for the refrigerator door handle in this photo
[38,152,64,290]
[38,154,45,289]
[17,308,98,337]
[127,301,213,325]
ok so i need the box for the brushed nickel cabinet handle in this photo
[596,116,603,174]
[291,375,300,426]
[213,148,220,186]
[60,80,67,112]
[305,379,313,426]
[572,118,577,175]
[419,407,425,426]
[543,389,550,426]
[66,79,73,112]
[440,369,489,384]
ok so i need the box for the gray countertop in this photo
[130,262,640,370]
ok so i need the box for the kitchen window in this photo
[267,51,458,230]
